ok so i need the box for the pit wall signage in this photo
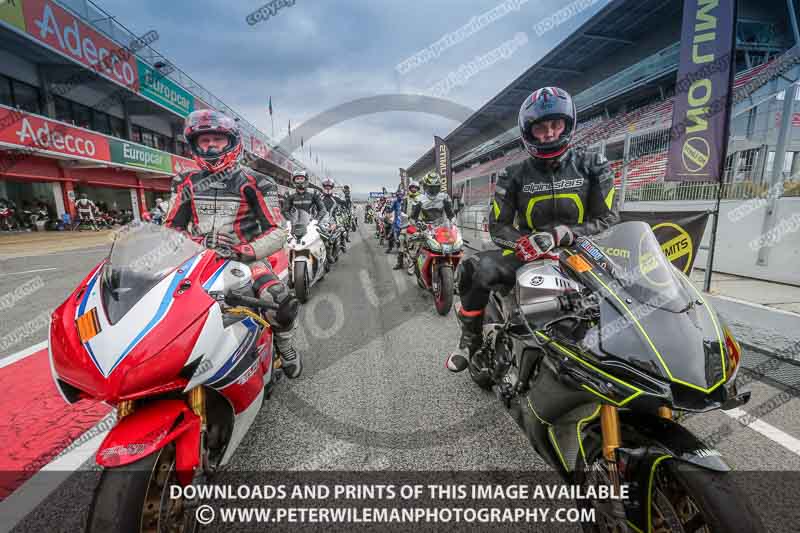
[665,0,736,182]
[21,0,139,92]
[109,139,172,173]
[0,106,111,161]
[137,59,194,117]
[0,104,195,176]
[0,1,204,119]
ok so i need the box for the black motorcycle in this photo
[448,221,763,533]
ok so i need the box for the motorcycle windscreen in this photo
[101,223,204,324]
[576,222,726,389]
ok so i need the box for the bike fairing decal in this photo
[78,256,201,378]
[202,260,231,290]
[535,332,644,407]
[548,426,570,472]
[576,405,602,463]
[206,317,259,386]
[647,455,672,533]
[76,270,103,374]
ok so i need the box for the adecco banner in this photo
[620,211,711,273]
[21,0,139,92]
[0,106,110,162]
[665,0,736,182]
[137,59,194,117]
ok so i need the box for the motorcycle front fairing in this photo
[49,223,275,480]
[557,221,737,407]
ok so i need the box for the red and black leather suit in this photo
[165,165,298,336]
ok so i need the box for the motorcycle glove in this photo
[515,232,555,263]
[203,231,238,259]
[551,225,575,247]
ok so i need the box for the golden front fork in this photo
[116,400,134,419]
[600,405,621,461]
[188,387,207,428]
[658,406,673,420]
[600,405,627,527]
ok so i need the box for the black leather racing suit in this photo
[460,147,619,312]
[283,190,328,219]
[321,193,347,218]
[165,165,299,349]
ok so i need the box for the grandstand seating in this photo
[454,50,790,198]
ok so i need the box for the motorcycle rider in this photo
[409,171,456,226]
[320,178,349,242]
[342,185,357,231]
[386,188,405,254]
[393,180,422,271]
[75,193,99,231]
[165,109,303,378]
[283,170,328,220]
[454,87,619,368]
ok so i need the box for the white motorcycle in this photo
[286,209,328,303]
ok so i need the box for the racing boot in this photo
[392,252,405,270]
[274,325,302,379]
[446,306,485,373]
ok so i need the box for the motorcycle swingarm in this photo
[96,399,201,485]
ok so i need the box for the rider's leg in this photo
[251,261,302,378]
[393,231,406,269]
[455,249,521,362]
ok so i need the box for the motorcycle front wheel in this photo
[577,441,765,533]
[87,444,198,533]
[433,265,454,315]
[294,261,309,303]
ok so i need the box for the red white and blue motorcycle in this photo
[48,223,288,532]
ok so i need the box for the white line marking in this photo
[0,268,57,277]
[0,341,47,368]
[710,294,800,318]
[0,423,109,533]
[725,407,800,456]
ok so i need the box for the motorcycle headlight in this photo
[723,325,741,382]
[427,237,442,251]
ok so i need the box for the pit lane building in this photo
[0,0,311,223]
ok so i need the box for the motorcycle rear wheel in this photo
[294,261,309,303]
[433,265,454,315]
[86,444,198,533]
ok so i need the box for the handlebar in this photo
[224,293,279,311]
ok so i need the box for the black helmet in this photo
[518,87,576,159]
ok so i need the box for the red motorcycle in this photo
[48,223,286,532]
[406,220,464,315]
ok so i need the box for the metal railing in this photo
[623,179,800,202]
[54,0,301,168]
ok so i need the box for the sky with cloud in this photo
[99,0,609,193]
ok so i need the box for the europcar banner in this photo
[434,136,452,194]
[665,0,736,182]
[620,211,711,273]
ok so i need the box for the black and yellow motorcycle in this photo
[448,221,764,533]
